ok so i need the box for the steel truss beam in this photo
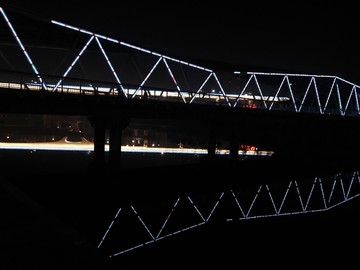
[1,6,360,116]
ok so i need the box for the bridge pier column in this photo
[89,116,106,167]
[108,116,129,170]
[229,138,239,161]
[207,129,217,158]
[89,114,129,170]
[108,122,122,169]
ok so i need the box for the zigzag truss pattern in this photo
[1,6,360,116]
[97,170,360,257]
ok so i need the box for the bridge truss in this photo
[1,6,360,116]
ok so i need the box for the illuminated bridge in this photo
[1,6,360,260]
[1,6,360,165]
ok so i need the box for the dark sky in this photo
[2,1,360,84]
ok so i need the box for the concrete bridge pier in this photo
[207,129,217,158]
[88,113,129,170]
[229,135,239,161]
[89,115,107,167]
[108,117,129,169]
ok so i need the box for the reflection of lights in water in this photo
[0,137,274,156]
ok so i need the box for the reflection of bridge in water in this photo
[97,169,360,257]
[1,5,360,260]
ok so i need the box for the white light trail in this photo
[0,140,273,156]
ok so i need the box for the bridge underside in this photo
[1,87,359,171]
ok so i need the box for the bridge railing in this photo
[1,69,360,117]
[0,69,271,107]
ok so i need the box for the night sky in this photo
[2,1,360,84]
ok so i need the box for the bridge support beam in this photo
[207,129,217,158]
[229,139,239,161]
[229,130,239,161]
[89,113,129,170]
[89,116,107,167]
[108,119,123,169]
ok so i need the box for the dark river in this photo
[1,149,360,269]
